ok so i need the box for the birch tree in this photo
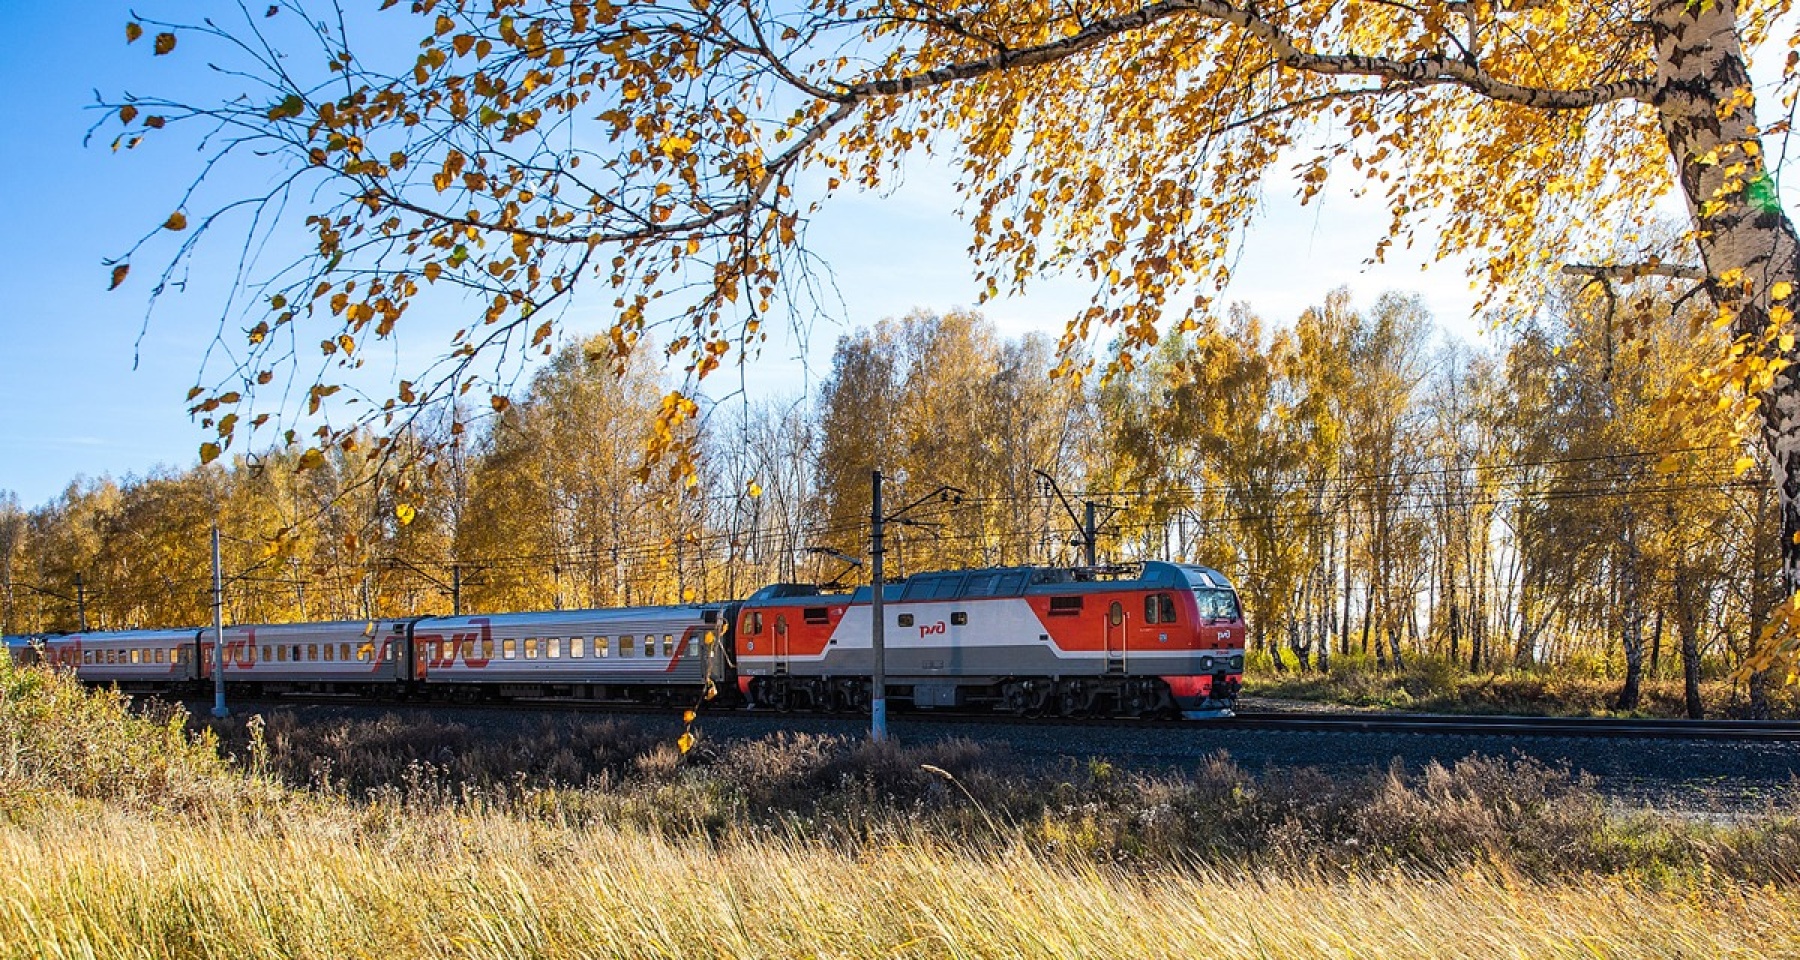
[107,0,1800,659]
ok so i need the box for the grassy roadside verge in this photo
[6,656,1800,958]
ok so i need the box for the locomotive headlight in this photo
[1198,656,1214,672]
[1231,654,1243,670]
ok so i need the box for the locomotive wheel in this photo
[1001,681,1031,715]
[1057,680,1086,717]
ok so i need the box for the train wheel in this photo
[1057,680,1086,717]
[1001,681,1031,715]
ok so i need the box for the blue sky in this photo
[0,1,1496,510]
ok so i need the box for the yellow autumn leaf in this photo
[199,442,221,465]
[1774,281,1794,302]
[682,710,696,724]
[164,211,188,231]
[677,732,695,754]
[1735,456,1756,476]
[395,503,417,526]
[747,479,762,497]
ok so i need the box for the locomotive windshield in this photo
[1194,588,1240,621]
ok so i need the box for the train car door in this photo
[772,613,791,675]
[1105,601,1126,673]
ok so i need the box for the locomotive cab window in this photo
[1159,594,1177,623]
[744,612,764,635]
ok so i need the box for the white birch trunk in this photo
[1652,0,1800,595]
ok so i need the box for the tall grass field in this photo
[4,654,1799,958]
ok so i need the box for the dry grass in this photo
[2,807,1797,960]
[1247,653,1800,718]
[8,656,1800,958]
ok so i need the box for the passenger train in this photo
[3,561,1245,718]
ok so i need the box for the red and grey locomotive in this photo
[7,561,1245,719]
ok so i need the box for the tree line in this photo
[0,285,1776,713]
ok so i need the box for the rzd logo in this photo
[918,621,946,638]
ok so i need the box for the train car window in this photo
[1109,602,1124,626]
[620,635,635,658]
[324,644,335,662]
[1158,594,1177,623]
[356,644,371,662]
[687,638,699,656]
[803,607,829,625]
[898,614,914,627]
[745,612,763,635]
[129,650,140,665]
[951,612,968,626]
[663,634,674,656]
[644,636,656,657]
[570,637,585,658]
[548,638,562,659]
[336,643,347,661]
[525,638,539,660]
[1048,596,1083,616]
[82,651,92,665]
[596,636,609,658]
[480,639,494,661]
[502,639,517,660]
[308,644,320,662]
[156,648,166,664]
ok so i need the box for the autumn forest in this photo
[1,277,1776,714]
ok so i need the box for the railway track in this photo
[176,694,1800,742]
[1219,711,1800,742]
